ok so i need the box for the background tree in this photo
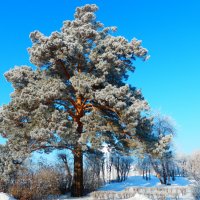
[137,155,152,181]
[57,153,73,192]
[147,113,175,185]
[183,151,200,199]
[175,153,188,177]
[0,4,150,196]
[110,152,133,182]
[83,150,104,192]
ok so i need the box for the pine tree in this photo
[0,4,151,196]
[147,113,175,185]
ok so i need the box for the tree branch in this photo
[56,60,71,80]
[68,109,76,119]
[88,63,95,73]
[31,145,73,152]
[85,104,121,118]
[82,98,88,106]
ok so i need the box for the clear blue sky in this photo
[0,0,199,153]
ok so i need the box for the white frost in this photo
[0,193,16,200]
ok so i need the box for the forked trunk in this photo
[71,144,83,197]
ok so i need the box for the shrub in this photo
[9,166,63,200]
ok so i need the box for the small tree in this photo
[148,113,175,185]
[0,4,150,196]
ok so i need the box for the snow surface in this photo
[56,195,90,200]
[55,193,150,200]
[99,176,191,191]
[55,176,192,199]
[0,193,16,200]
[125,193,150,200]
[1,176,192,200]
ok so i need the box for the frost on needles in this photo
[0,4,169,197]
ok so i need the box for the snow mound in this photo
[0,193,16,200]
[126,193,150,200]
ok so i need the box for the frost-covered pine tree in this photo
[0,4,151,196]
[146,113,175,185]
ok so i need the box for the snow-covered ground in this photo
[55,176,193,200]
[55,193,151,200]
[88,176,193,200]
[98,175,191,191]
[0,176,194,200]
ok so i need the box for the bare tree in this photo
[111,153,133,182]
[137,156,152,180]
[58,153,72,192]
[83,150,104,193]
[183,151,200,199]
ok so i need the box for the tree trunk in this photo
[59,154,72,191]
[172,169,175,181]
[150,158,164,184]
[71,96,84,197]
[148,169,151,180]
[101,161,106,184]
[71,144,83,197]
[146,168,148,180]
[162,162,167,185]
[64,161,72,190]
[166,161,171,185]
[156,173,164,184]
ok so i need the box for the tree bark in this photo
[148,169,151,180]
[71,143,83,197]
[71,96,84,197]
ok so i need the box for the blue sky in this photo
[0,0,199,153]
